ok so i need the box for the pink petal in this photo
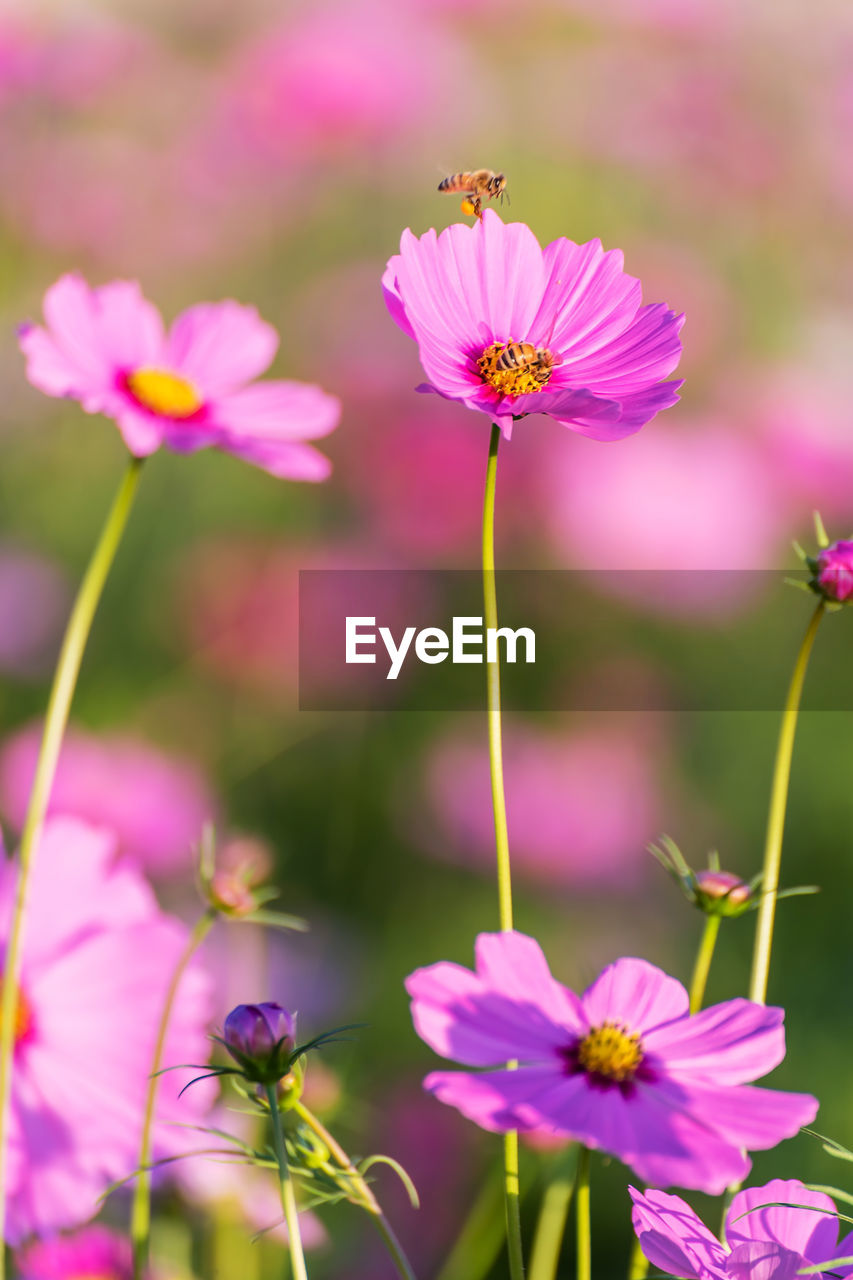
[219,437,333,481]
[113,404,166,456]
[423,1065,570,1132]
[20,274,112,397]
[212,380,341,442]
[645,999,787,1084]
[581,957,689,1035]
[563,303,685,395]
[726,1241,802,1280]
[0,817,156,968]
[473,932,587,1034]
[726,1180,839,1261]
[670,1079,818,1152]
[167,301,279,396]
[381,259,416,341]
[406,955,567,1066]
[393,213,545,355]
[629,1186,729,1280]
[507,385,623,430]
[91,279,165,370]
[532,237,643,356]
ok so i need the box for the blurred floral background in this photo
[1,0,853,1276]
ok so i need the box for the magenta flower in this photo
[631,1180,853,1279]
[0,816,214,1242]
[14,1225,135,1279]
[223,1002,296,1083]
[815,539,853,603]
[382,210,684,441]
[406,932,817,1193]
[0,723,216,878]
[19,273,340,479]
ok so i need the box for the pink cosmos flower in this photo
[0,723,216,878]
[420,722,660,888]
[19,273,340,480]
[406,932,817,1194]
[815,539,853,603]
[0,816,213,1243]
[382,210,684,441]
[14,1225,135,1279]
[630,1180,853,1280]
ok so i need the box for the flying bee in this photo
[438,169,508,219]
[494,341,561,385]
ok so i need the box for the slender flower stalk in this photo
[482,422,524,1279]
[626,908,724,1280]
[575,1147,591,1280]
[131,907,216,1279]
[482,423,513,934]
[0,456,144,1270]
[266,1085,308,1280]
[292,1101,417,1280]
[528,1147,577,1280]
[749,601,825,1005]
[689,915,722,1014]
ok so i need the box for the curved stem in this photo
[0,456,144,1271]
[293,1101,417,1280]
[131,907,216,1279]
[749,601,825,1005]
[483,423,524,1279]
[266,1085,308,1280]
[575,1146,591,1280]
[528,1148,577,1280]
[689,915,721,1014]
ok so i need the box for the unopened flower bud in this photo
[814,540,853,604]
[206,835,273,917]
[223,1002,296,1084]
[694,869,752,917]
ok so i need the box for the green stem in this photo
[482,423,524,1279]
[627,1233,649,1280]
[575,1147,591,1280]
[0,455,144,1271]
[528,1148,577,1280]
[482,422,513,933]
[370,1213,417,1280]
[689,915,721,1014]
[131,907,216,1279]
[748,601,825,1005]
[503,1132,525,1280]
[292,1101,417,1280]
[266,1085,308,1280]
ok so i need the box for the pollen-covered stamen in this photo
[477,340,557,397]
[577,1021,643,1083]
[126,367,203,419]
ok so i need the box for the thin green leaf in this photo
[246,909,309,932]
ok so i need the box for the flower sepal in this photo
[650,836,818,918]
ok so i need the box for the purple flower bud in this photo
[815,539,853,603]
[694,869,752,917]
[223,1002,296,1083]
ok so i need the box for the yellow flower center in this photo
[477,340,556,397]
[126,367,202,419]
[577,1022,643,1083]
[0,980,33,1045]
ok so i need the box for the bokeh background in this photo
[1,0,853,1276]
